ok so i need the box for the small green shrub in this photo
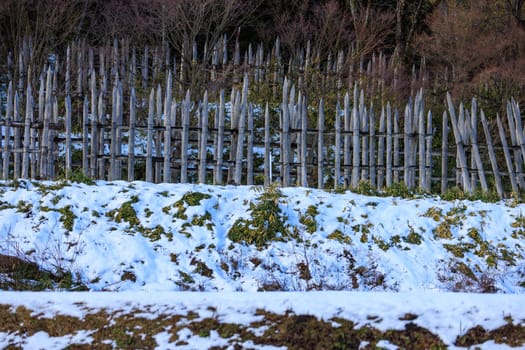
[66,170,95,185]
[299,205,319,234]
[384,182,412,198]
[354,180,375,195]
[228,184,289,247]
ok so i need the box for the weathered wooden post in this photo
[480,109,503,197]
[13,91,21,179]
[369,106,376,187]
[163,71,173,183]
[418,94,426,190]
[281,78,291,186]
[214,90,226,185]
[360,98,369,183]
[441,111,448,194]
[377,107,385,188]
[65,95,72,178]
[155,84,163,183]
[90,70,98,179]
[247,104,255,185]
[22,84,32,179]
[425,110,433,191]
[234,75,248,185]
[82,96,89,177]
[146,89,155,182]
[393,109,400,184]
[511,99,525,170]
[115,82,123,180]
[497,113,519,193]
[446,93,471,193]
[40,69,52,179]
[334,101,342,189]
[351,88,360,188]
[199,91,209,184]
[128,87,136,182]
[3,82,13,180]
[180,90,190,183]
[300,95,308,187]
[507,100,525,189]
[317,99,325,189]
[109,84,117,181]
[343,93,351,186]
[404,101,412,188]
[467,99,487,192]
[264,102,271,186]
[97,92,106,180]
[386,103,393,187]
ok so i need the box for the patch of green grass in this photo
[433,221,453,239]
[404,226,423,245]
[422,206,443,222]
[138,225,171,242]
[511,213,525,238]
[299,205,319,234]
[0,200,14,210]
[191,259,213,277]
[190,211,212,227]
[164,192,212,221]
[178,270,195,284]
[374,236,390,251]
[180,192,212,206]
[327,230,352,244]
[443,243,476,258]
[106,196,140,227]
[16,200,32,214]
[58,205,77,232]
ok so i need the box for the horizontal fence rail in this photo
[0,39,524,198]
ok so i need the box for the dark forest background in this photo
[0,0,524,112]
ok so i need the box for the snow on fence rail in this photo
[0,39,524,198]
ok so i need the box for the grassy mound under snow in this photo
[0,179,524,293]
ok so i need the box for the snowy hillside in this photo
[1,179,525,349]
[1,179,524,293]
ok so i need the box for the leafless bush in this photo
[0,0,86,75]
[437,259,499,293]
[416,0,525,101]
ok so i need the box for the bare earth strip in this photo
[1,292,525,349]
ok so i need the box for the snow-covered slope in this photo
[1,179,524,293]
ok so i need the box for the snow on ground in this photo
[1,179,525,348]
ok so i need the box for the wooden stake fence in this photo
[1,39,524,198]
